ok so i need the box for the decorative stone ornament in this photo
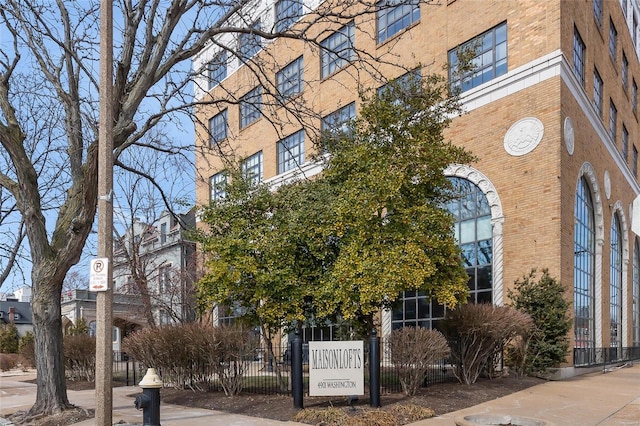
[604,170,611,200]
[564,116,574,155]
[504,117,544,156]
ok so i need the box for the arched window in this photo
[633,239,640,346]
[574,177,596,355]
[610,214,623,358]
[391,177,493,330]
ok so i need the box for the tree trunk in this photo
[28,280,72,415]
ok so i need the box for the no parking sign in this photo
[89,258,109,291]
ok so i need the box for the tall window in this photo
[594,68,603,118]
[391,177,493,330]
[160,223,167,244]
[210,172,228,201]
[275,0,302,32]
[609,100,617,141]
[376,0,420,43]
[622,53,629,91]
[574,177,596,361]
[238,20,261,61]
[594,0,603,27]
[634,80,638,114]
[623,125,629,161]
[322,102,356,135]
[240,86,262,128]
[573,28,586,87]
[242,151,263,185]
[158,265,171,293]
[321,22,355,78]
[208,51,227,89]
[449,22,507,94]
[609,20,618,63]
[209,110,228,145]
[610,214,623,357]
[277,130,305,173]
[633,239,640,346]
[277,56,303,100]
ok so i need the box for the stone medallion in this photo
[564,116,574,155]
[504,117,544,156]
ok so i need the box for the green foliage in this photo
[441,304,533,385]
[18,331,35,368]
[68,317,90,336]
[195,71,474,332]
[0,323,20,353]
[508,268,572,374]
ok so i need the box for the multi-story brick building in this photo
[193,0,640,372]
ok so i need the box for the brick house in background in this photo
[193,0,640,375]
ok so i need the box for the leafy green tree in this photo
[0,323,19,353]
[508,268,572,373]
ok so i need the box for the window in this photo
[240,86,262,128]
[622,53,629,91]
[594,0,603,27]
[158,265,171,293]
[633,239,640,346]
[609,100,617,141]
[238,20,261,61]
[376,0,420,43]
[594,68,603,118]
[160,223,167,244]
[242,151,263,185]
[275,0,302,32]
[210,172,228,201]
[449,22,507,93]
[277,56,303,100]
[634,146,638,177]
[321,22,355,78]
[378,69,421,104]
[609,20,618,63]
[208,51,227,89]
[391,177,493,330]
[623,125,629,161]
[574,177,596,362]
[633,80,638,114]
[610,214,623,358]
[573,28,586,87]
[209,110,228,145]
[277,130,305,173]
[322,102,356,136]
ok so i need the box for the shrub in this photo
[207,325,259,396]
[508,268,572,374]
[68,317,90,336]
[0,323,20,353]
[0,353,18,371]
[441,304,533,385]
[64,334,96,381]
[18,331,35,369]
[388,327,450,395]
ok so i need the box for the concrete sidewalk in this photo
[2,364,640,425]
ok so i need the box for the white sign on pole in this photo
[308,340,364,396]
[89,258,109,292]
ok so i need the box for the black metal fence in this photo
[112,340,455,394]
[573,346,640,368]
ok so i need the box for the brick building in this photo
[193,0,640,372]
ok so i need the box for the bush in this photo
[388,327,450,395]
[123,322,259,394]
[508,268,572,374]
[441,304,533,385]
[64,334,96,381]
[0,353,18,371]
[18,331,35,368]
[68,317,90,335]
[0,323,20,353]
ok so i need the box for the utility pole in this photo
[96,0,114,424]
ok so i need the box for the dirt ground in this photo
[20,374,543,425]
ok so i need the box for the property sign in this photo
[89,258,109,292]
[308,340,364,396]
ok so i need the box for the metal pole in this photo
[369,329,380,407]
[96,0,114,424]
[291,330,303,409]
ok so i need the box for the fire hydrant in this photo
[134,368,163,426]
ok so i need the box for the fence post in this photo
[369,329,381,407]
[292,330,304,409]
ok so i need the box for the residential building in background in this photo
[193,0,640,374]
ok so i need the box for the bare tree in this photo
[0,0,437,418]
